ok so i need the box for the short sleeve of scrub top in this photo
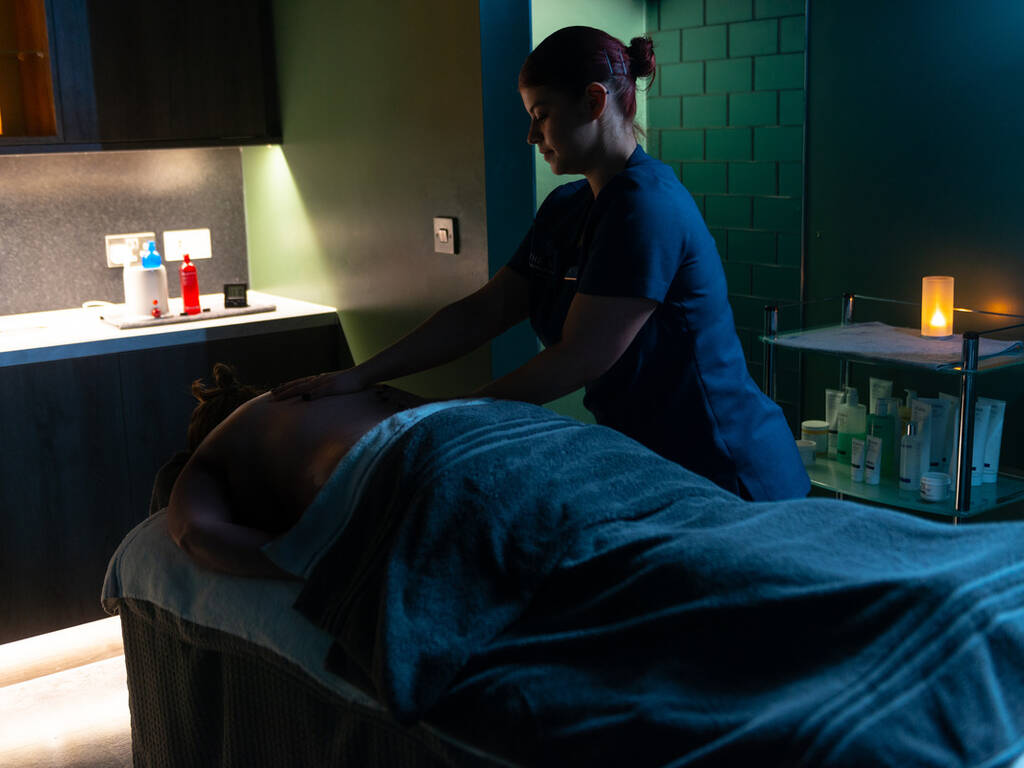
[575,172,690,305]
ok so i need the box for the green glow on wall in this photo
[241,145,332,308]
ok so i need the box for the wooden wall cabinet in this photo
[0,321,350,644]
[0,0,59,143]
[0,0,280,152]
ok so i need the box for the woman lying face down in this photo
[167,364,426,578]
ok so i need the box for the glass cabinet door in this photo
[0,0,57,138]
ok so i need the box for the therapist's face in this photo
[520,84,600,176]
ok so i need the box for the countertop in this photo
[0,291,339,368]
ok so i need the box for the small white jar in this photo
[796,439,817,468]
[920,472,951,502]
[800,420,830,457]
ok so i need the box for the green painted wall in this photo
[531,0,648,423]
[241,0,491,399]
[647,0,806,429]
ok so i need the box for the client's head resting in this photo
[187,363,266,451]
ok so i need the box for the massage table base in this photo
[114,597,511,768]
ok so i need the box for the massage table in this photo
[104,399,1024,767]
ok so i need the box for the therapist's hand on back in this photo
[271,368,367,401]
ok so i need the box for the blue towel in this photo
[292,399,1024,767]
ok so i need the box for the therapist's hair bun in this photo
[187,362,266,451]
[627,36,656,81]
[521,26,656,123]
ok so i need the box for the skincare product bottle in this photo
[867,396,898,478]
[836,387,866,465]
[864,435,882,486]
[899,421,922,492]
[942,397,991,487]
[940,392,961,483]
[868,377,893,417]
[179,254,201,315]
[850,438,866,482]
[896,389,916,472]
[825,388,844,459]
[910,399,933,477]
[977,397,1006,484]
[915,397,951,472]
[970,401,992,487]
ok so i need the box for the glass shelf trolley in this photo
[761,294,1024,521]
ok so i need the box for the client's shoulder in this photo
[195,391,274,459]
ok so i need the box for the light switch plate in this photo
[163,228,212,262]
[105,232,155,267]
[433,217,458,255]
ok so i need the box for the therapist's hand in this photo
[271,368,369,401]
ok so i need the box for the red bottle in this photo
[180,254,201,315]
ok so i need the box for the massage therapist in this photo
[275,26,809,502]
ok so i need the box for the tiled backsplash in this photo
[0,148,249,315]
[648,0,806,427]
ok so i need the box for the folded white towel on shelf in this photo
[772,321,1023,369]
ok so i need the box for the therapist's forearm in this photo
[471,344,594,405]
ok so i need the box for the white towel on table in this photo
[772,321,1023,369]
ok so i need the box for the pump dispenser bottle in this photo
[867,396,898,478]
[895,389,916,472]
[899,421,923,492]
[123,241,170,318]
[836,387,866,465]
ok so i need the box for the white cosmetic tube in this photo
[939,392,960,481]
[869,377,893,415]
[826,388,844,459]
[850,438,866,482]
[910,400,933,477]
[978,397,1005,484]
[916,397,950,472]
[864,435,882,485]
[971,402,992,487]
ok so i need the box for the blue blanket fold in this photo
[292,399,1024,768]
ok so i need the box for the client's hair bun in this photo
[212,361,239,390]
[191,362,245,403]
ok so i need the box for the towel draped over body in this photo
[271,400,1024,767]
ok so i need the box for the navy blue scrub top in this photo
[507,145,809,501]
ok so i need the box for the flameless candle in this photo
[921,276,954,338]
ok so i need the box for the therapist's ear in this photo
[584,82,609,119]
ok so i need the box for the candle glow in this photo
[921,276,954,338]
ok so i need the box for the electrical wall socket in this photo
[105,232,155,268]
[163,228,212,262]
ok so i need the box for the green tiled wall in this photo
[649,0,805,424]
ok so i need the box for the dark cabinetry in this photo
[0,321,351,643]
[0,355,132,642]
[0,0,280,152]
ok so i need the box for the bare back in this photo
[199,385,425,534]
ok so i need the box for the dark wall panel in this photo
[804,1,1024,490]
[806,1,1024,311]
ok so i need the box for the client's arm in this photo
[167,416,296,580]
